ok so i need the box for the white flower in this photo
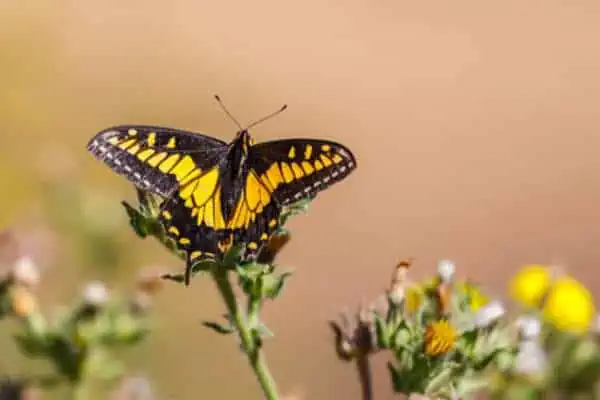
[437,259,455,282]
[516,315,542,340]
[11,256,40,287]
[515,340,547,375]
[474,300,506,328]
[82,281,109,306]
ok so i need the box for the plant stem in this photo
[211,268,280,400]
[356,354,373,400]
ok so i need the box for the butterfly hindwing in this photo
[249,139,357,205]
[87,125,228,197]
[227,174,283,257]
[158,195,222,259]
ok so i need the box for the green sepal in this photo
[262,270,293,300]
[374,312,390,349]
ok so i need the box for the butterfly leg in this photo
[184,251,193,287]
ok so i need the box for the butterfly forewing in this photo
[249,139,357,205]
[87,125,228,197]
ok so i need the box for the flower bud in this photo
[82,281,109,307]
[437,259,455,283]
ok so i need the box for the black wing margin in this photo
[87,125,228,197]
[249,138,357,206]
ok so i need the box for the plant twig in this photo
[356,353,373,400]
[211,267,279,400]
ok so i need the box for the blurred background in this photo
[1,1,600,398]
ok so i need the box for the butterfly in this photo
[87,97,357,284]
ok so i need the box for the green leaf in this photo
[457,328,479,353]
[425,363,456,395]
[387,362,406,393]
[263,271,293,299]
[14,332,47,356]
[202,321,235,335]
[121,201,149,238]
[374,313,390,349]
[391,322,411,350]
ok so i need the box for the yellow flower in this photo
[423,320,457,356]
[457,281,489,311]
[405,285,424,314]
[543,277,595,334]
[510,265,552,308]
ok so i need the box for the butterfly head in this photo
[235,129,254,153]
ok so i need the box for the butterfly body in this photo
[87,122,356,276]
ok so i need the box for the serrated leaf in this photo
[202,321,235,335]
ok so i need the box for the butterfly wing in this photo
[226,138,357,258]
[87,125,228,197]
[249,139,357,205]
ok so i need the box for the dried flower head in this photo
[423,320,457,356]
[435,281,452,316]
[330,302,377,361]
[387,258,413,306]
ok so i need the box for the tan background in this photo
[1,1,600,398]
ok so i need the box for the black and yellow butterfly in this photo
[87,102,356,283]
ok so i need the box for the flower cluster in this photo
[0,251,161,398]
[494,265,600,398]
[331,259,517,399]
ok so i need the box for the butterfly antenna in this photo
[214,94,243,130]
[246,104,288,130]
